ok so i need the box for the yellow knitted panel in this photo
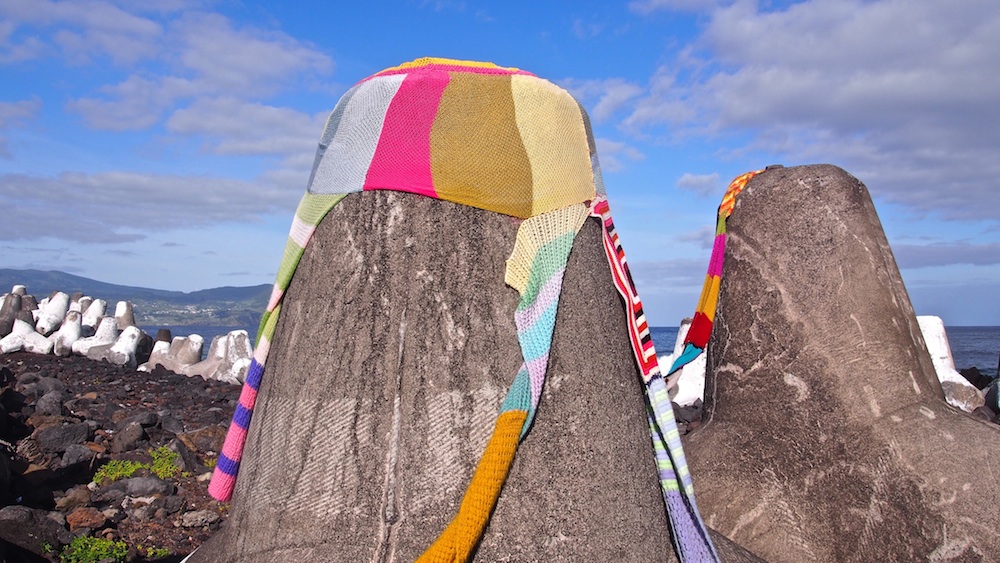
[698,274,722,322]
[379,57,521,74]
[504,203,588,294]
[510,74,596,217]
[430,72,535,218]
[417,409,527,563]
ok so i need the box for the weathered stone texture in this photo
[684,164,1000,562]
[190,191,760,562]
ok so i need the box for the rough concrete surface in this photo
[683,164,1000,562]
[190,190,762,562]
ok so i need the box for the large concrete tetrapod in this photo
[683,164,1000,561]
[190,58,760,562]
[189,191,757,561]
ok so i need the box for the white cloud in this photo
[676,225,716,249]
[595,138,645,172]
[0,20,47,63]
[51,10,334,131]
[1,0,164,65]
[629,258,710,289]
[166,98,326,157]
[0,99,40,126]
[894,242,1000,269]
[629,0,724,14]
[572,18,604,39]
[561,77,643,123]
[172,13,332,94]
[621,67,696,132]
[0,171,299,243]
[619,0,1000,222]
[0,99,42,158]
[676,172,720,196]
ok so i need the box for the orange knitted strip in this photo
[417,409,527,563]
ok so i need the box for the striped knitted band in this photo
[208,57,713,563]
[668,169,762,376]
[589,196,718,562]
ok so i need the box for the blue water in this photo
[650,325,999,379]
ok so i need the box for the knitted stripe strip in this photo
[208,193,345,500]
[419,204,586,558]
[667,170,762,377]
[416,410,527,563]
[589,195,718,562]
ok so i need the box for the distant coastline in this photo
[4,268,996,378]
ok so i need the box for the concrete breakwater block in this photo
[81,298,106,337]
[182,330,252,385]
[682,165,1000,561]
[0,318,34,353]
[0,318,53,355]
[661,317,708,407]
[114,300,136,330]
[0,293,21,338]
[35,291,70,336]
[139,335,205,375]
[51,310,82,357]
[918,315,985,413]
[188,190,760,562]
[72,316,119,357]
[99,325,143,368]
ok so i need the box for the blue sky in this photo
[1,0,998,326]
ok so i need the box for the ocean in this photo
[141,324,1000,379]
[649,325,999,379]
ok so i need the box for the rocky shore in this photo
[0,350,240,562]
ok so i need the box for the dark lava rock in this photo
[0,350,241,559]
[960,367,992,390]
[123,476,174,497]
[0,505,74,555]
[112,421,147,452]
[35,390,66,416]
[116,411,158,430]
[35,422,91,453]
[60,443,96,469]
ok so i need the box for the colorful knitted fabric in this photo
[208,57,714,562]
[590,197,718,562]
[667,170,762,376]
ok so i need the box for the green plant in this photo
[148,446,181,480]
[93,459,144,485]
[139,545,170,559]
[203,455,218,469]
[41,542,53,554]
[59,536,128,563]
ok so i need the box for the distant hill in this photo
[0,268,269,327]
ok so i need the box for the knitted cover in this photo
[208,57,715,562]
[667,170,762,376]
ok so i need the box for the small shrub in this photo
[60,536,128,563]
[139,545,171,559]
[93,459,144,485]
[149,446,181,480]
